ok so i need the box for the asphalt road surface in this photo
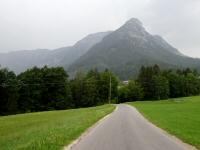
[70,104,190,150]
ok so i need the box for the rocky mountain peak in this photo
[116,18,148,38]
[124,18,143,27]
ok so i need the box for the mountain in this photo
[0,49,63,74]
[60,31,112,67]
[1,18,200,79]
[0,31,111,73]
[68,18,200,79]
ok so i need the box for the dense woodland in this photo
[119,65,200,102]
[1,65,200,115]
[0,66,118,115]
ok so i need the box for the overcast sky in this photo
[0,0,200,57]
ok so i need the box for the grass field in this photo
[0,104,115,150]
[129,96,200,149]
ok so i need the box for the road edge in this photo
[63,105,118,150]
[127,104,197,150]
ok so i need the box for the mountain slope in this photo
[60,31,112,67]
[68,18,200,79]
[0,31,111,73]
[0,48,67,74]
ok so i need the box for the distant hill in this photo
[0,31,111,73]
[68,18,200,79]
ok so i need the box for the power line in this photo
[0,79,112,87]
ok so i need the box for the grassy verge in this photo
[0,104,115,150]
[128,96,200,149]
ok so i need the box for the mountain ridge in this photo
[0,31,111,73]
[0,18,200,79]
[68,18,200,79]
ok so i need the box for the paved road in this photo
[70,104,190,150]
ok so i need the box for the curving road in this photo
[69,104,191,150]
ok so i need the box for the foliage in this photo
[99,69,119,103]
[82,69,101,106]
[127,80,144,101]
[1,64,200,115]
[164,72,185,98]
[17,67,43,112]
[137,65,160,99]
[70,69,119,107]
[17,66,72,112]
[137,65,200,101]
[70,71,85,108]
[118,86,130,103]
[0,68,19,115]
[118,80,144,102]
[152,75,169,100]
[40,67,72,110]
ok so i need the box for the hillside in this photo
[68,18,200,79]
[0,48,70,74]
[0,32,111,73]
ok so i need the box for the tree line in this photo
[0,66,118,115]
[118,65,200,102]
[1,65,200,115]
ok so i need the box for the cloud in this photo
[0,0,199,57]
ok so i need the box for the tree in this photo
[184,73,200,96]
[153,64,161,75]
[18,66,72,112]
[81,69,101,107]
[137,65,160,99]
[152,75,169,100]
[165,72,185,98]
[70,71,85,108]
[41,67,72,110]
[127,80,144,101]
[82,77,99,106]
[165,69,200,98]
[0,68,19,115]
[118,85,129,103]
[99,70,119,103]
[18,67,43,112]
[118,80,144,103]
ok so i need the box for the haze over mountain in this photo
[1,18,200,79]
[68,18,200,79]
[0,31,111,73]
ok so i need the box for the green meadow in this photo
[0,105,115,150]
[129,96,200,149]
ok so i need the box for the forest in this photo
[1,65,200,115]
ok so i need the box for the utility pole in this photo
[109,75,112,104]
